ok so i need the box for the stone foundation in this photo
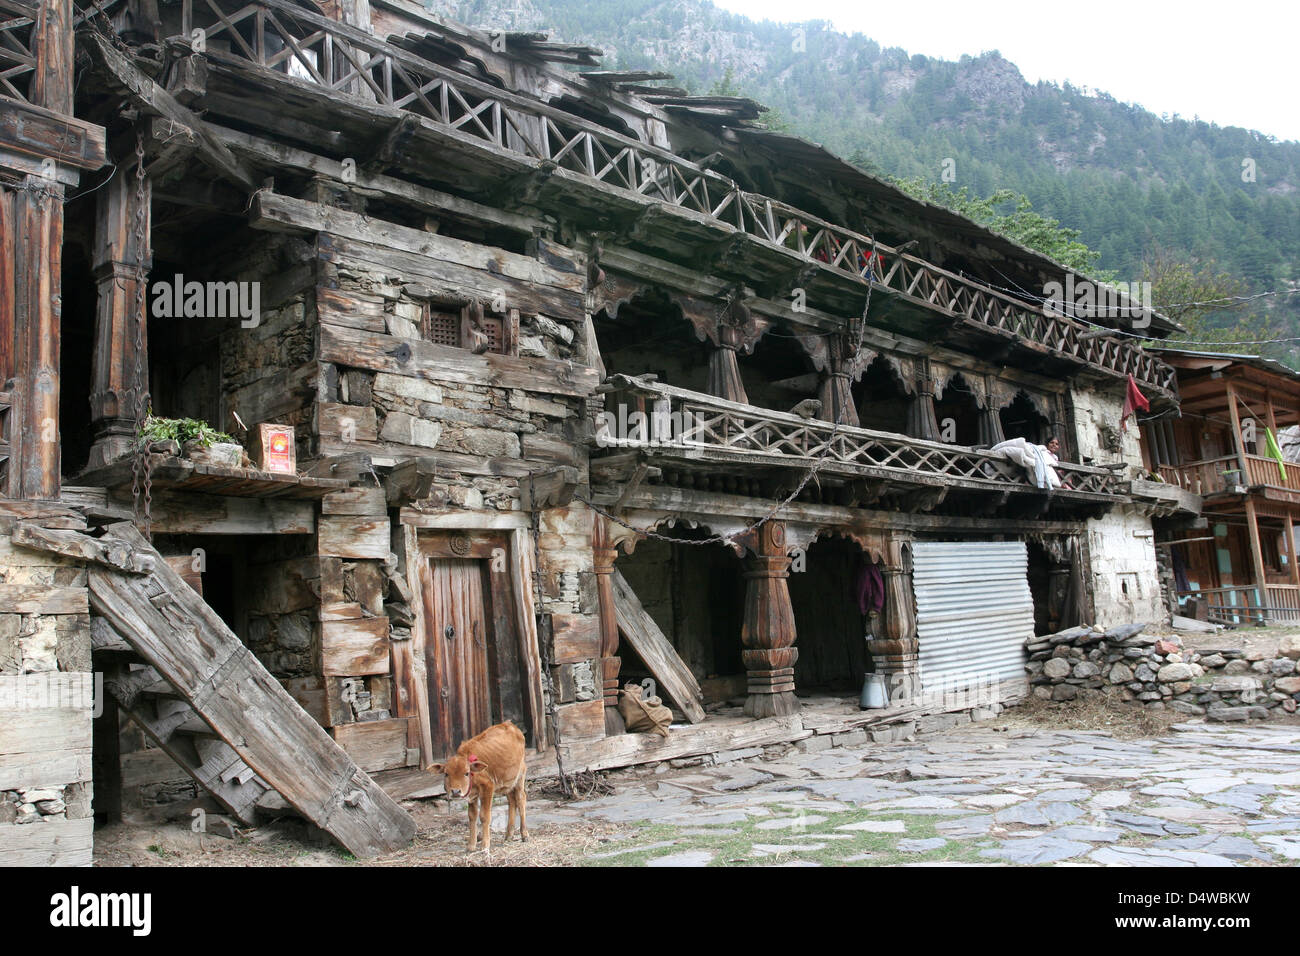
[1026,625,1300,720]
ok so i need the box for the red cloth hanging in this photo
[856,561,885,615]
[1121,374,1149,432]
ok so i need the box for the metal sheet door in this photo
[421,557,493,759]
[912,540,1034,693]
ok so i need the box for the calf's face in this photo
[427,754,483,798]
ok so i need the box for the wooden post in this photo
[816,335,860,427]
[9,0,75,499]
[740,521,799,718]
[1244,497,1269,625]
[1282,511,1300,590]
[1224,380,1249,476]
[88,159,151,470]
[978,375,1005,446]
[906,360,939,441]
[11,185,63,499]
[31,0,74,115]
[592,515,624,734]
[707,339,749,405]
[867,532,919,702]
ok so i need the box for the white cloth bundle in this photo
[990,437,1062,490]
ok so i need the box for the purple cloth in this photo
[856,562,885,615]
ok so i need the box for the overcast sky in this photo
[710,0,1300,143]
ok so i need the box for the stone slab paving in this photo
[553,721,1300,867]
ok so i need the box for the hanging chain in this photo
[128,129,152,541]
[576,271,876,547]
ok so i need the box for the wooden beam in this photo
[84,32,258,192]
[610,568,706,723]
[0,97,106,170]
[88,522,415,858]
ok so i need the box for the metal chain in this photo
[576,272,876,547]
[128,129,152,541]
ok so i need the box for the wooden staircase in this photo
[94,637,275,826]
[19,521,416,858]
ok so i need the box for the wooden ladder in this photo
[93,624,275,826]
[19,520,416,858]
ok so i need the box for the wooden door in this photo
[422,557,493,759]
[417,532,531,761]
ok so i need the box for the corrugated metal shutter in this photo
[913,540,1033,692]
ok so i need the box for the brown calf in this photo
[428,720,528,853]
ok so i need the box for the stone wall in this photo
[1070,385,1167,628]
[1085,509,1166,628]
[1027,624,1300,721]
[0,523,94,865]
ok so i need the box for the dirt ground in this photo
[1177,622,1299,661]
[93,792,625,867]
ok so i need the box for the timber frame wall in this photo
[0,0,106,865]
[1147,350,1300,625]
[0,0,1194,856]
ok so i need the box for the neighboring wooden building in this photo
[1145,349,1300,625]
[2,0,1199,861]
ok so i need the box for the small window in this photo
[421,301,518,356]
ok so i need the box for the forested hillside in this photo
[433,0,1300,360]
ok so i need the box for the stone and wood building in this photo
[1145,348,1300,626]
[1,0,1197,863]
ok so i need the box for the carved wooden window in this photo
[420,301,519,357]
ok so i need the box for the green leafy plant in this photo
[137,413,237,450]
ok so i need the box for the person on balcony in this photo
[991,435,1072,490]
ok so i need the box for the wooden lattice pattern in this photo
[185,0,1175,393]
[598,380,1127,498]
[0,0,36,102]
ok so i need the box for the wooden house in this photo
[1144,349,1300,625]
[0,0,1199,863]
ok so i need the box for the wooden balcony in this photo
[592,377,1129,509]
[1178,585,1300,626]
[1161,455,1300,499]
[172,0,1176,395]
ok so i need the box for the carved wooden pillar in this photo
[978,374,1006,447]
[905,358,939,441]
[592,515,625,734]
[707,324,749,405]
[741,521,800,718]
[88,159,151,471]
[701,291,763,406]
[11,0,73,498]
[867,532,919,703]
[816,334,863,427]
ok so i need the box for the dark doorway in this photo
[1000,391,1051,445]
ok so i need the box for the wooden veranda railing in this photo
[0,0,36,102]
[1177,584,1300,626]
[593,377,1129,499]
[171,0,1177,393]
[1162,455,1300,495]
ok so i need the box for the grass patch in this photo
[583,809,991,867]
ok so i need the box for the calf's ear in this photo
[426,763,445,774]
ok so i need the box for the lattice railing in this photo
[0,0,36,102]
[176,0,1175,393]
[594,378,1128,498]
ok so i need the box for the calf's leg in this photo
[504,790,517,841]
[466,796,479,852]
[517,773,529,842]
[478,781,496,854]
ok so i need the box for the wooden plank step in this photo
[102,659,269,826]
[89,523,416,858]
[610,568,707,723]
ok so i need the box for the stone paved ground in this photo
[520,722,1300,867]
